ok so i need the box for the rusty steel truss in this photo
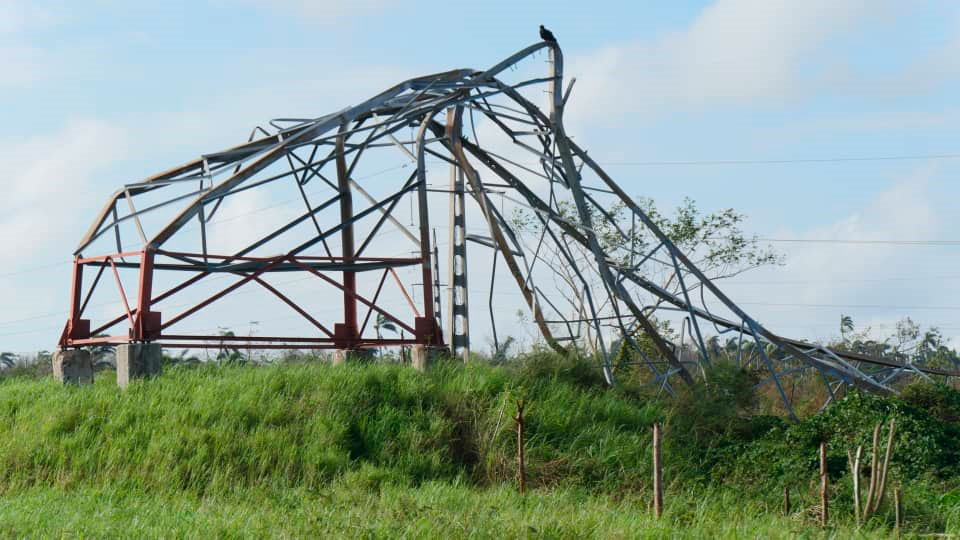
[58,42,956,415]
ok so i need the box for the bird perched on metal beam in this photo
[539,25,557,43]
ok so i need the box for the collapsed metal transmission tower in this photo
[59,42,954,413]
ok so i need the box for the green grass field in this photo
[0,484,891,538]
[0,357,957,538]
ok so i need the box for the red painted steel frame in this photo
[59,248,443,350]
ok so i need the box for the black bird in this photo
[539,24,557,43]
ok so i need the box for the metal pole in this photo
[68,258,84,332]
[432,229,443,334]
[653,422,663,518]
[446,108,470,360]
[415,112,439,344]
[134,249,156,341]
[336,122,358,347]
[60,257,86,347]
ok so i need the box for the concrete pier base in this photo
[411,346,446,372]
[116,343,162,388]
[332,349,374,366]
[52,349,93,385]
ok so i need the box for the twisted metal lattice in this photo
[60,42,953,415]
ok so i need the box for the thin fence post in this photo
[851,445,863,526]
[873,418,897,513]
[864,422,881,515]
[783,485,791,516]
[515,400,525,495]
[653,422,663,518]
[894,484,903,538]
[820,440,829,527]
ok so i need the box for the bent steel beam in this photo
[58,41,948,412]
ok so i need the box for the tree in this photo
[84,336,117,369]
[0,352,17,369]
[830,316,960,374]
[489,336,516,364]
[375,313,398,339]
[840,314,854,342]
[511,197,782,355]
[164,349,201,367]
[374,313,399,358]
[216,329,244,365]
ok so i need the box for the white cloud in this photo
[886,13,960,94]
[0,45,49,88]
[205,188,280,254]
[566,0,877,122]
[792,108,960,134]
[0,119,127,254]
[238,0,394,19]
[0,119,127,348]
[725,169,959,342]
[0,135,119,285]
[778,175,938,301]
[0,1,57,88]
[0,119,124,211]
[0,1,56,35]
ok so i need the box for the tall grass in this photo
[0,357,660,495]
[0,354,957,536]
[0,482,917,538]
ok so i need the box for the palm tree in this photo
[0,352,17,369]
[165,349,201,367]
[840,314,854,342]
[723,337,741,365]
[374,313,398,358]
[88,336,117,369]
[705,335,723,363]
[491,336,516,364]
[216,329,243,365]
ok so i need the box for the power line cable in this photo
[731,301,960,311]
[754,238,960,246]
[463,287,960,313]
[0,244,421,335]
[724,275,960,285]
[599,153,960,166]
[0,152,955,279]
[0,162,414,280]
[0,261,72,278]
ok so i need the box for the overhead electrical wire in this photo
[753,238,960,246]
[2,148,957,279]
[599,153,960,166]
[2,147,959,339]
[0,162,415,279]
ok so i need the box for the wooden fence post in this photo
[653,422,663,518]
[894,484,903,538]
[864,422,881,516]
[783,485,791,516]
[873,418,897,513]
[851,445,863,526]
[515,400,526,495]
[820,441,829,527]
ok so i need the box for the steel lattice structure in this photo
[59,42,955,415]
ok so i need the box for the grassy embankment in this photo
[0,355,958,537]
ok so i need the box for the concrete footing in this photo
[332,349,374,366]
[116,343,162,388]
[411,345,446,372]
[52,349,93,385]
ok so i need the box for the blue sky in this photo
[1,0,959,352]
